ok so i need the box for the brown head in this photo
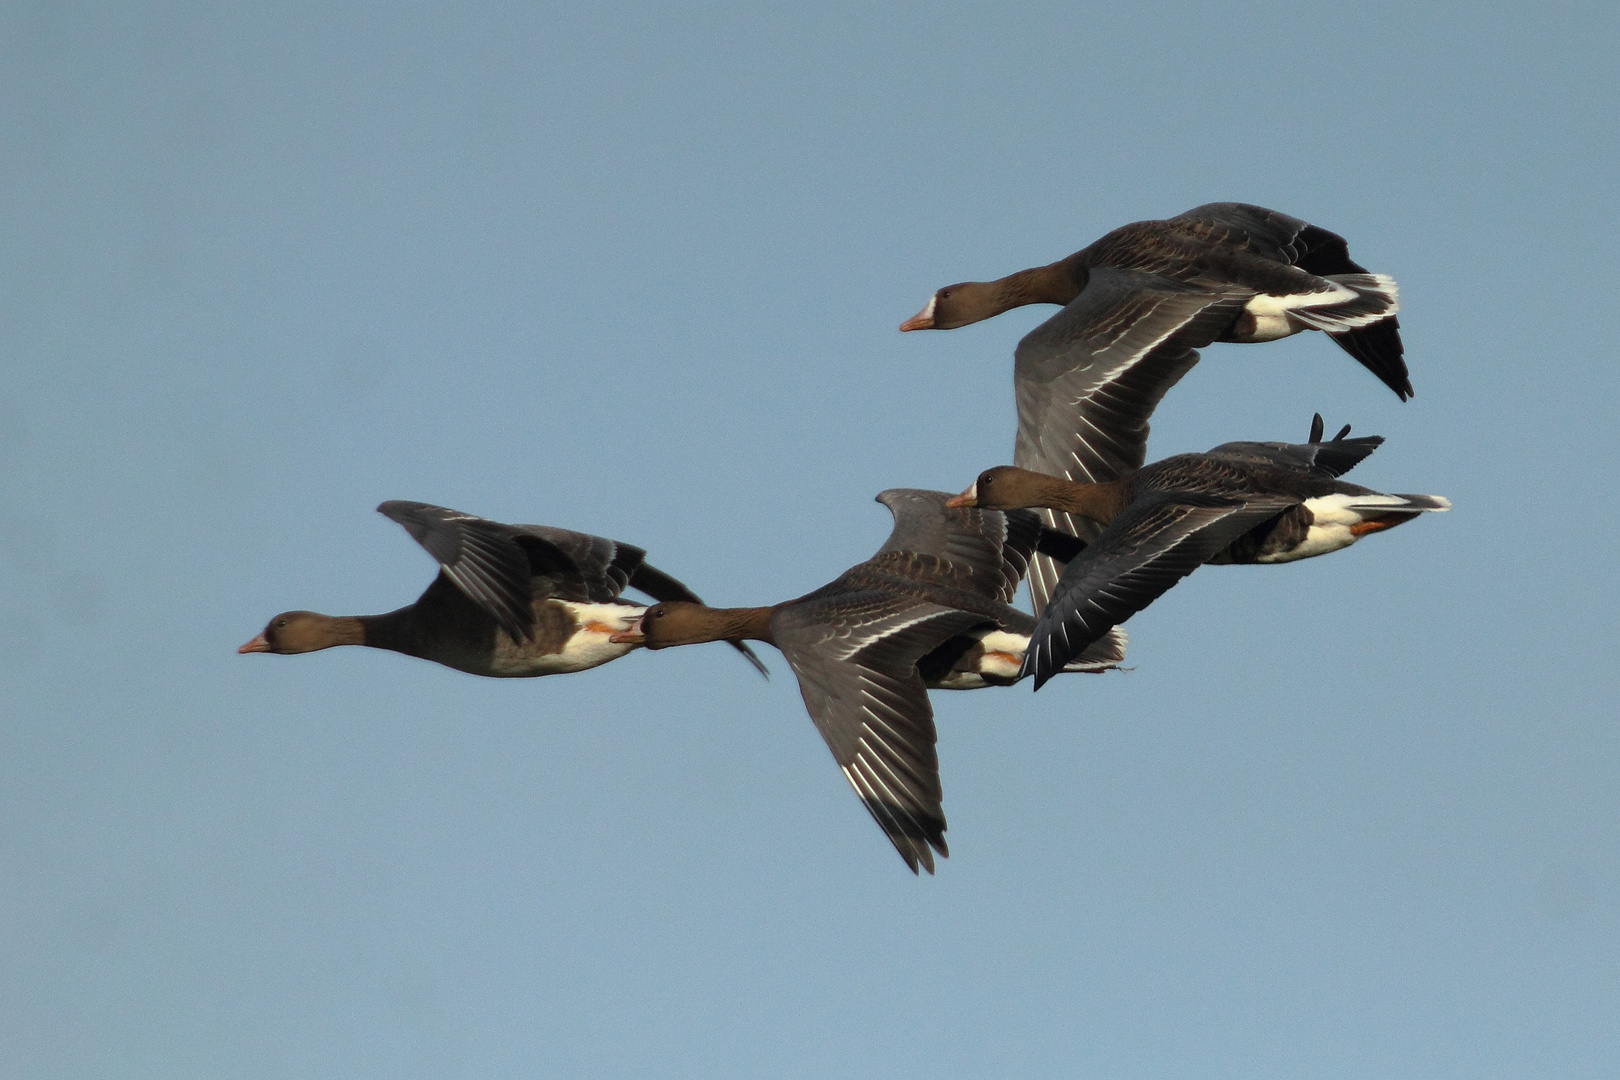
[901,258,1083,332]
[946,466,1057,510]
[899,281,1006,332]
[608,601,774,649]
[238,611,363,655]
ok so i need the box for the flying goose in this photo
[609,490,1126,873]
[239,500,767,678]
[947,419,1448,688]
[902,202,1409,398]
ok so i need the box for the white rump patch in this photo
[1243,274,1400,337]
[1245,281,1358,317]
[1258,492,1446,563]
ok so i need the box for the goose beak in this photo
[609,618,645,645]
[899,295,937,332]
[238,633,271,654]
[945,484,977,509]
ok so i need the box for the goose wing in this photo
[508,524,646,602]
[773,593,991,874]
[1168,202,1325,265]
[1012,267,1249,609]
[1020,491,1297,689]
[378,501,545,642]
[1205,437,1384,479]
[870,489,1046,606]
[379,502,767,675]
[516,524,767,676]
[1169,203,1410,399]
[1206,414,1383,479]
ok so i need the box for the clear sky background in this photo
[5,2,1619,1077]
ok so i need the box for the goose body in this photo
[950,417,1449,688]
[902,202,1408,398]
[613,489,1126,874]
[239,500,766,679]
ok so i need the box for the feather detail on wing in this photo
[871,489,1045,606]
[1168,204,1410,399]
[378,501,544,641]
[1012,268,1249,609]
[377,501,767,676]
[774,599,991,873]
[1204,414,1383,479]
[1020,492,1296,689]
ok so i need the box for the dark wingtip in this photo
[731,641,770,680]
[1019,646,1056,692]
[1328,321,1412,401]
[914,836,946,875]
[1309,413,1325,443]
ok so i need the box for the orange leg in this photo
[1349,513,1412,537]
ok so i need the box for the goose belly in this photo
[487,602,643,677]
[930,630,1029,690]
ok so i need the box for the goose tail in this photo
[1059,626,1127,673]
[1387,493,1451,512]
[1299,273,1411,400]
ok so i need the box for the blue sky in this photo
[5,2,1619,1076]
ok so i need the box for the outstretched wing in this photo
[1206,414,1384,479]
[1012,268,1248,609]
[1169,202,1322,264]
[378,501,542,642]
[865,491,1130,674]
[1020,492,1295,689]
[509,524,646,603]
[870,489,1044,606]
[774,595,990,874]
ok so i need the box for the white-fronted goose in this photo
[904,205,1409,613]
[608,490,1127,874]
[948,418,1449,688]
[902,202,1409,398]
[239,500,767,678]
